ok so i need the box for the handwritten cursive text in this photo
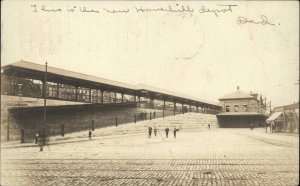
[237,15,275,26]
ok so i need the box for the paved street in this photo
[1,128,299,186]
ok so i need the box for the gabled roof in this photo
[219,90,254,100]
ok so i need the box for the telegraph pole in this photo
[43,62,48,146]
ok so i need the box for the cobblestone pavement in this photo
[1,128,299,186]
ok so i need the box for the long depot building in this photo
[1,60,221,141]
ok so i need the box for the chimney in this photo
[250,92,258,99]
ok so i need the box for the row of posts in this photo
[9,76,219,112]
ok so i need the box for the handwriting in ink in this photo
[135,4,194,13]
[31,5,62,12]
[237,15,275,26]
[41,5,61,12]
[67,6,77,12]
[103,8,130,13]
[80,6,99,13]
[31,5,38,12]
[199,4,237,17]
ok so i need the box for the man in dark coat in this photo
[154,127,157,137]
[148,127,152,138]
[89,130,92,140]
[165,128,169,138]
[173,127,179,138]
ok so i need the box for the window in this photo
[225,106,230,112]
[234,105,239,112]
[243,105,248,112]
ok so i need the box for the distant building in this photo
[269,102,299,133]
[216,86,267,127]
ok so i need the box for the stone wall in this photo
[1,95,90,141]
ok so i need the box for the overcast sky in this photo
[1,1,299,107]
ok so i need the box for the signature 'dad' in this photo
[237,15,275,26]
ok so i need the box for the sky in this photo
[1,1,299,107]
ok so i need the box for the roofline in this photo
[273,102,299,109]
[216,112,266,116]
[2,60,221,107]
[219,97,257,101]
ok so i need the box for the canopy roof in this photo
[2,61,220,107]
[266,112,283,122]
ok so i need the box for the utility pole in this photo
[43,62,48,146]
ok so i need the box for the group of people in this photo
[148,127,179,139]
[265,121,282,133]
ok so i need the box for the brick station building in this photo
[216,86,267,128]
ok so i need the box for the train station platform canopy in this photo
[1,61,220,108]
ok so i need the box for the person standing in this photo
[38,129,44,152]
[208,124,211,130]
[173,127,179,139]
[89,130,92,140]
[148,127,152,138]
[165,128,169,138]
[154,127,157,137]
[35,133,39,144]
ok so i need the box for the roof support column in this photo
[96,90,99,103]
[173,102,176,116]
[189,105,192,112]
[163,100,165,118]
[150,98,154,109]
[196,105,199,113]
[138,96,141,108]
[121,93,124,103]
[109,92,112,102]
[182,103,184,114]
[89,89,92,103]
[56,83,59,99]
[114,92,117,103]
[101,90,104,104]
[75,86,78,102]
